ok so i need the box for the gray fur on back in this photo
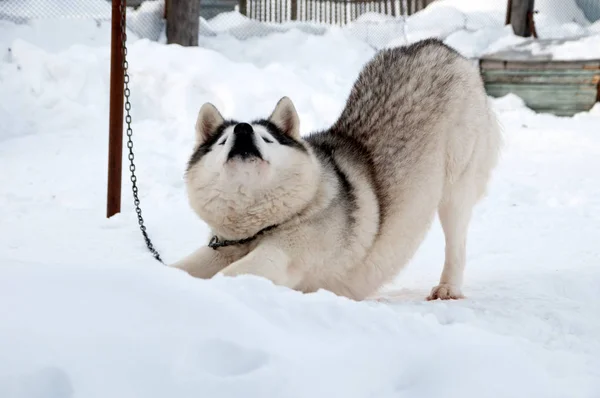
[332,39,465,147]
[321,39,488,216]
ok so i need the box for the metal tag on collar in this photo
[208,235,220,250]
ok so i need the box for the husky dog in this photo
[171,38,502,301]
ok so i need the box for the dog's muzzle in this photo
[227,123,263,161]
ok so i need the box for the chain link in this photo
[119,0,164,264]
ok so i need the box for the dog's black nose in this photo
[228,122,262,161]
[233,123,253,136]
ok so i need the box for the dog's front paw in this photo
[217,266,243,278]
[427,283,464,301]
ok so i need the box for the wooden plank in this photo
[534,104,595,112]
[535,107,593,116]
[484,84,597,109]
[482,69,600,77]
[344,0,348,24]
[482,70,600,85]
[319,0,323,22]
[480,59,600,70]
[291,0,297,20]
[484,83,597,95]
[331,0,335,23]
[485,84,596,95]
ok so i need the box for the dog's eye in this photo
[262,136,273,144]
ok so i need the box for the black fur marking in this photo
[252,119,307,153]
[307,130,385,235]
[305,132,363,231]
[331,157,357,228]
[187,119,238,170]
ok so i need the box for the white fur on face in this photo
[185,108,320,239]
[193,123,308,189]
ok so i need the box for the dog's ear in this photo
[268,96,300,139]
[195,102,225,145]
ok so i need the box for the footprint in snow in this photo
[191,338,270,377]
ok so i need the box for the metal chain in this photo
[119,0,164,264]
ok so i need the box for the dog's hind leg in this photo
[428,116,500,301]
[427,176,479,301]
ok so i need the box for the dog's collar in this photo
[208,224,279,250]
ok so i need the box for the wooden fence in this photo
[239,0,436,24]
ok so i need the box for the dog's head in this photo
[185,97,319,238]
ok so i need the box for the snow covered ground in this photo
[1,1,600,397]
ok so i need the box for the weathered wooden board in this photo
[482,70,600,85]
[485,85,596,106]
[480,59,600,70]
[479,57,600,117]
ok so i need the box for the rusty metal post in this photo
[528,9,538,38]
[107,0,125,218]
